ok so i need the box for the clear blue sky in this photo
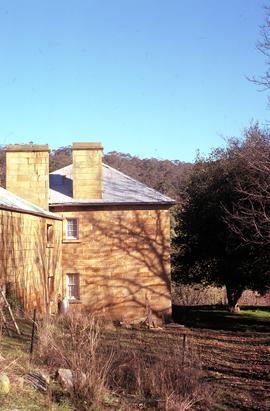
[0,0,268,161]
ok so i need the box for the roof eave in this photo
[49,201,176,208]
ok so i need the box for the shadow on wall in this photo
[65,207,172,322]
[0,211,62,315]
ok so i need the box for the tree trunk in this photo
[225,285,244,313]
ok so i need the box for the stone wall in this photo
[53,205,171,322]
[0,209,62,313]
[72,143,103,199]
[6,145,49,209]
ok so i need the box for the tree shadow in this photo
[58,205,172,322]
[0,209,62,320]
[172,305,270,332]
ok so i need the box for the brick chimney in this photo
[72,142,103,199]
[5,144,49,209]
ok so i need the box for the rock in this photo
[165,323,185,328]
[57,368,73,391]
[103,321,117,331]
[57,368,87,391]
[24,371,49,392]
[0,373,10,394]
[150,326,164,331]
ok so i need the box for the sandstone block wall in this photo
[0,209,62,313]
[72,143,103,199]
[56,206,171,322]
[6,145,49,209]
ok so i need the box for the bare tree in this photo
[225,126,270,246]
[250,6,270,94]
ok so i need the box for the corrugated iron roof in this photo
[49,163,175,206]
[0,186,62,219]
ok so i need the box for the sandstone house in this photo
[0,143,175,322]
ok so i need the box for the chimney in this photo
[72,142,103,199]
[5,144,49,209]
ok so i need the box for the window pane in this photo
[66,273,79,300]
[66,219,78,239]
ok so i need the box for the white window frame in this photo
[66,218,79,240]
[66,273,80,301]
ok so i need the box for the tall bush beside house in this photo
[173,127,270,312]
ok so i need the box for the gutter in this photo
[49,201,176,207]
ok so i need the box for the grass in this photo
[0,307,269,410]
[0,322,73,411]
[0,384,72,411]
[239,309,270,318]
[172,304,270,332]
[34,313,206,410]
[171,305,270,410]
[103,323,270,410]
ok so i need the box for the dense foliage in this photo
[172,128,270,310]
[225,127,270,246]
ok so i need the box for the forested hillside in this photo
[0,145,192,201]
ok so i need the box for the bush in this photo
[36,314,208,410]
[109,344,204,410]
[36,313,112,409]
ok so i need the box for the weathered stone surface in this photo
[6,145,50,209]
[0,209,62,314]
[72,143,103,199]
[57,368,73,391]
[0,373,10,394]
[58,206,172,322]
[2,142,172,322]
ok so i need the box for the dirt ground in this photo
[1,311,269,411]
[179,327,270,410]
[104,323,270,411]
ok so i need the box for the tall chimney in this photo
[72,142,103,199]
[5,144,49,209]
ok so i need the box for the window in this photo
[66,273,80,300]
[66,218,78,239]
[47,224,53,244]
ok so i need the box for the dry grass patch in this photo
[35,313,209,410]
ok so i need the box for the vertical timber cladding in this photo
[6,145,49,210]
[0,208,62,313]
[60,205,172,322]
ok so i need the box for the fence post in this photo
[182,334,187,365]
[30,308,37,357]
